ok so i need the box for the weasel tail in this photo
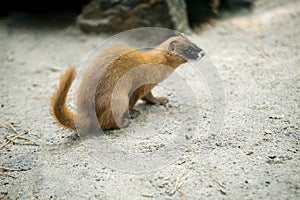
[51,67,77,130]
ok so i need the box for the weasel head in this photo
[167,34,205,61]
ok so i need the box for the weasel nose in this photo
[198,50,205,58]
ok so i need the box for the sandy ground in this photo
[1,0,300,199]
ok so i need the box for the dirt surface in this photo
[1,0,300,199]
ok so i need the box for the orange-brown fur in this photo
[51,35,204,134]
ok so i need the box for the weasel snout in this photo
[198,49,205,58]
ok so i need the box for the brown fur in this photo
[51,35,204,134]
[51,67,77,130]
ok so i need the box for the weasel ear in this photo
[168,40,178,53]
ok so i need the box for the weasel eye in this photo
[187,48,193,54]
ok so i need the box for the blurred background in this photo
[0,0,254,33]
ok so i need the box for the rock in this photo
[77,0,192,34]
[77,0,255,33]
[186,0,254,25]
[225,0,254,8]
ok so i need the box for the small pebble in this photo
[269,114,284,119]
[264,129,272,134]
[185,134,192,139]
[268,155,276,159]
[218,188,226,195]
[274,157,281,163]
[7,54,14,62]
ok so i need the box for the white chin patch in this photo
[192,51,205,61]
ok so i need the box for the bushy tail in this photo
[51,67,77,130]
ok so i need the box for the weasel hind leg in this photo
[142,91,169,105]
[111,93,131,129]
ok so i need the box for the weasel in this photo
[51,34,205,134]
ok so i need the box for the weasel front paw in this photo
[154,97,169,105]
[130,109,140,119]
